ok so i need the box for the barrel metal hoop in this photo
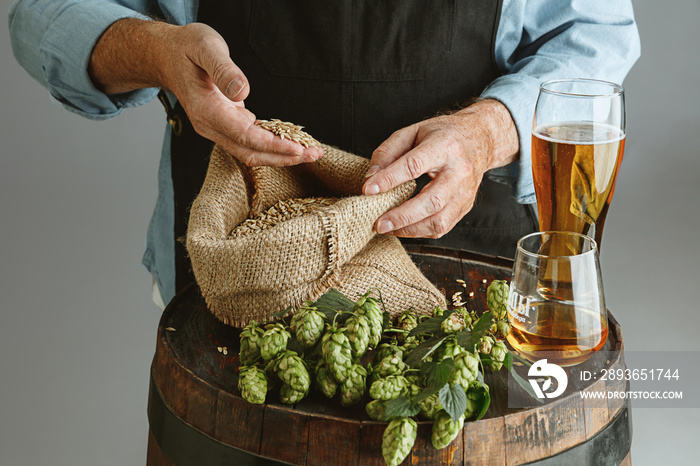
[523,402,632,466]
[147,374,291,466]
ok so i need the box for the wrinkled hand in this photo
[90,19,322,167]
[158,23,323,166]
[362,100,519,238]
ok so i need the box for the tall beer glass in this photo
[532,79,625,250]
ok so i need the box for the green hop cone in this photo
[464,381,489,420]
[487,280,510,320]
[365,399,387,421]
[315,362,338,398]
[289,307,307,333]
[321,328,353,383]
[433,306,446,317]
[238,365,267,404]
[453,307,473,329]
[441,312,467,334]
[375,354,407,378]
[382,418,418,466]
[396,309,418,344]
[296,308,326,349]
[405,373,424,388]
[431,409,465,450]
[373,343,403,366]
[449,350,480,389]
[356,295,384,348]
[260,323,290,361]
[369,375,409,401]
[435,336,465,361]
[405,383,421,398]
[401,339,420,354]
[345,314,371,358]
[279,383,307,404]
[340,364,368,407]
[495,319,512,340]
[276,350,311,393]
[419,392,442,420]
[488,340,508,372]
[239,321,265,365]
[477,335,495,355]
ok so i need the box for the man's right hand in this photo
[89,19,322,167]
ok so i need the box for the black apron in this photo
[166,0,538,292]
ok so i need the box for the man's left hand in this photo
[362,99,520,238]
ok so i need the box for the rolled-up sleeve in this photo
[482,0,641,204]
[9,0,159,119]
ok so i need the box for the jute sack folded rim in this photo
[186,144,446,326]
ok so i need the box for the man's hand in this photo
[362,99,519,238]
[89,19,322,167]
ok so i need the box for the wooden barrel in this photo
[146,245,632,465]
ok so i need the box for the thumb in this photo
[193,32,250,102]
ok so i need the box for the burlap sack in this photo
[186,144,445,327]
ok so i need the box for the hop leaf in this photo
[382,418,418,466]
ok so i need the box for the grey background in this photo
[1,1,698,464]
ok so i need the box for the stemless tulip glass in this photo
[506,231,608,366]
[532,78,626,249]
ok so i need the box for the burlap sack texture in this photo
[186,144,446,327]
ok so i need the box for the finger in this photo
[202,103,323,159]
[367,125,419,172]
[364,138,444,196]
[213,129,319,167]
[374,174,453,234]
[382,195,465,239]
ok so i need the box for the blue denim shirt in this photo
[9,0,641,304]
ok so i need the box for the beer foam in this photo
[533,121,625,145]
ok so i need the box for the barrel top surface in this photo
[150,246,628,465]
[156,245,623,420]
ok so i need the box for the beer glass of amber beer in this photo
[506,231,608,366]
[532,79,625,249]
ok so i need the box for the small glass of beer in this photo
[506,231,608,366]
[532,78,625,249]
